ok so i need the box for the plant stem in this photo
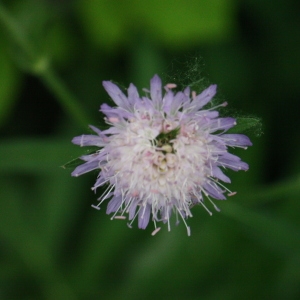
[0,2,92,128]
[41,67,92,128]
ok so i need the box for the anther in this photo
[91,204,100,210]
[165,83,177,89]
[151,227,161,236]
[228,192,237,196]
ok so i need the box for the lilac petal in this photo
[162,90,174,114]
[100,103,116,118]
[183,86,190,97]
[138,204,151,229]
[159,205,172,222]
[102,81,130,110]
[199,110,219,119]
[127,83,140,106]
[93,174,109,189]
[71,160,100,177]
[219,152,243,162]
[221,134,253,147]
[219,159,249,171]
[106,195,122,214]
[171,91,185,113]
[89,125,103,136]
[150,75,162,108]
[211,166,231,183]
[189,84,217,111]
[203,182,226,200]
[101,103,132,119]
[128,200,139,220]
[72,135,106,147]
[209,117,236,132]
[101,127,120,135]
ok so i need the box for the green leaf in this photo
[0,38,21,127]
[0,139,83,173]
[76,0,236,50]
[227,117,262,135]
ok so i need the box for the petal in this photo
[218,159,249,171]
[209,117,236,132]
[72,135,106,147]
[138,204,151,229]
[89,125,103,136]
[127,83,140,106]
[102,81,130,109]
[128,200,139,220]
[71,160,100,177]
[221,134,253,147]
[219,152,243,162]
[188,84,217,111]
[162,90,174,114]
[93,174,109,190]
[150,75,162,108]
[106,195,122,214]
[211,166,231,183]
[171,91,186,113]
[203,182,226,200]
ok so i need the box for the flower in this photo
[71,75,252,235]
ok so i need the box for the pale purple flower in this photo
[71,75,252,235]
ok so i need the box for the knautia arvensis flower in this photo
[71,75,252,236]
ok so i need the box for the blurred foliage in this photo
[0,0,300,299]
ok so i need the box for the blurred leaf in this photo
[0,39,21,127]
[223,202,300,256]
[9,0,52,53]
[76,0,237,50]
[0,138,83,173]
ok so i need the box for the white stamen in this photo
[114,216,126,220]
[165,83,177,89]
[91,204,100,210]
[228,192,237,196]
[151,227,161,236]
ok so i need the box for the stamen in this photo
[127,206,141,227]
[228,192,237,197]
[209,177,235,195]
[165,83,177,89]
[114,216,126,220]
[151,227,161,236]
[205,195,221,212]
[199,201,213,216]
[91,204,101,210]
[167,216,171,232]
[91,177,111,191]
[97,184,115,204]
[110,198,126,220]
[176,208,191,236]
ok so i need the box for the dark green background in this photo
[0,0,300,299]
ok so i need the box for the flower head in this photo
[71,75,252,235]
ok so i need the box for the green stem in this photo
[41,67,92,128]
[0,2,92,128]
